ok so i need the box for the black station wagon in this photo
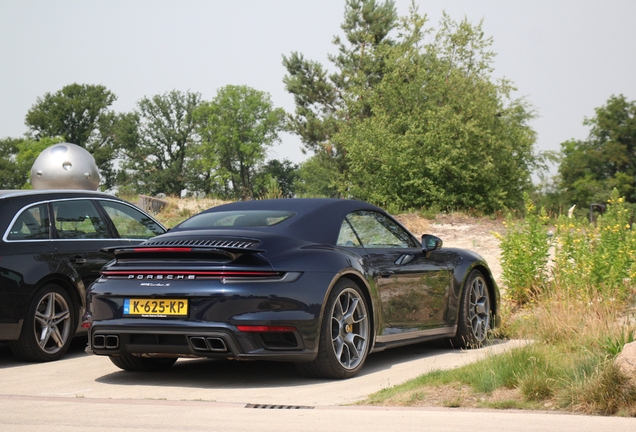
[0,190,165,362]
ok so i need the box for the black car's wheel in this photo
[109,354,177,372]
[296,279,370,379]
[451,269,491,349]
[9,284,75,362]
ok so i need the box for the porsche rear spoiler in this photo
[100,244,266,262]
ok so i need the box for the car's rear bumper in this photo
[87,321,318,362]
[85,271,336,362]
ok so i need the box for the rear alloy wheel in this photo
[109,354,177,372]
[296,279,370,379]
[9,284,75,362]
[451,269,491,349]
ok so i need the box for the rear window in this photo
[177,210,295,229]
[7,203,50,240]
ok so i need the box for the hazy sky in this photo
[1,0,635,166]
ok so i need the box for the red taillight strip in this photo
[101,270,279,277]
[133,247,192,253]
[237,325,296,333]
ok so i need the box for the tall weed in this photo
[496,193,552,305]
[500,189,636,305]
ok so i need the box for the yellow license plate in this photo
[123,298,188,317]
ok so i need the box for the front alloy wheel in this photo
[451,270,491,349]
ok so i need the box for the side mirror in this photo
[421,234,443,255]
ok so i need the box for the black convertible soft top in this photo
[172,198,390,245]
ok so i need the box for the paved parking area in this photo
[4,339,636,432]
[0,338,526,406]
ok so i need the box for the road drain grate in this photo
[245,403,314,410]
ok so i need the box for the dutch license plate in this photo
[123,298,188,317]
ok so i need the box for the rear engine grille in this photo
[144,238,260,249]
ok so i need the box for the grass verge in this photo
[360,295,636,416]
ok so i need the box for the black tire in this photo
[296,279,370,379]
[9,284,75,362]
[109,354,177,372]
[450,269,492,349]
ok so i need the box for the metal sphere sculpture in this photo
[30,143,100,190]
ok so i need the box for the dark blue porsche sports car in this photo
[85,199,499,379]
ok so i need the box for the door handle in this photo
[395,254,415,265]
[380,271,394,278]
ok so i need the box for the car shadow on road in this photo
[0,337,89,369]
[92,339,506,389]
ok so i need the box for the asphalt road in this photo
[0,338,634,431]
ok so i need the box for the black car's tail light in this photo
[100,270,283,280]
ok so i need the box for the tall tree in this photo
[284,3,536,211]
[120,90,201,196]
[193,85,285,200]
[559,95,636,206]
[340,11,536,212]
[24,83,120,188]
[283,0,398,186]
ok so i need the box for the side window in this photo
[7,204,50,240]
[53,200,113,239]
[336,219,362,247]
[344,211,418,249]
[99,200,164,239]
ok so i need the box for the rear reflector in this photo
[133,247,192,253]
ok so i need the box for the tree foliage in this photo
[558,95,636,207]
[255,159,299,199]
[193,85,285,200]
[284,1,536,212]
[283,0,397,183]
[0,137,24,189]
[342,11,536,212]
[24,83,120,188]
[0,137,65,189]
[296,153,342,198]
[119,90,202,196]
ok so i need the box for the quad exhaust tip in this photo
[189,336,228,352]
[93,334,119,350]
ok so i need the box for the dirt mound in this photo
[396,213,504,286]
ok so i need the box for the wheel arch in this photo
[32,274,85,325]
[331,271,376,348]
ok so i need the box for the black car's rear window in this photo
[177,210,295,229]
